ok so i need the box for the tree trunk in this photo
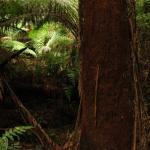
[79,0,134,150]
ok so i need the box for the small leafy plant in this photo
[0,126,32,150]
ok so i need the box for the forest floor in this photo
[0,56,79,149]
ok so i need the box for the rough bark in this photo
[79,0,134,150]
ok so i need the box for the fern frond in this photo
[0,39,37,57]
[1,126,32,141]
[0,0,79,38]
[28,23,74,54]
[0,126,32,150]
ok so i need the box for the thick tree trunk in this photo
[79,0,134,150]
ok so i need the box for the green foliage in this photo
[24,48,37,57]
[136,1,150,34]
[44,51,69,75]
[67,68,79,86]
[0,126,32,150]
[28,22,76,76]
[28,23,51,52]
[47,31,73,52]
[64,67,79,101]
[34,64,43,80]
[136,0,150,106]
[137,13,150,31]
[136,0,145,14]
[0,0,79,104]
[64,85,73,102]
[28,23,74,54]
[0,39,37,57]
[0,0,79,37]
[0,28,21,39]
[136,0,150,50]
[0,0,78,74]
[1,39,25,51]
[144,0,150,13]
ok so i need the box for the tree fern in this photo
[0,0,79,37]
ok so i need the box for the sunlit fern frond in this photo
[28,23,74,54]
[0,0,79,38]
[0,38,37,57]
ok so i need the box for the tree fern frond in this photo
[0,0,79,38]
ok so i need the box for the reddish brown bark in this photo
[79,0,134,150]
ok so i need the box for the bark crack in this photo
[94,64,99,127]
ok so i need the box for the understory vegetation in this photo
[136,0,150,106]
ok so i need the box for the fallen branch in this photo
[0,47,27,70]
[2,78,61,150]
